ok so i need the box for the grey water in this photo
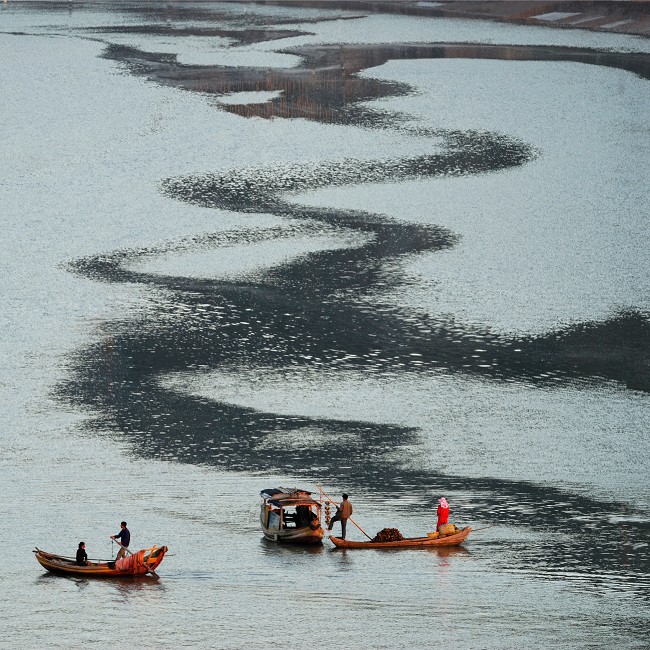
[1,2,649,648]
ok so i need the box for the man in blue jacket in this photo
[110,521,131,560]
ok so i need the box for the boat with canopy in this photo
[260,487,324,544]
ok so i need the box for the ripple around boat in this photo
[33,546,168,577]
[260,487,325,544]
[329,527,472,549]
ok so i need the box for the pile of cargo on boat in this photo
[372,528,404,542]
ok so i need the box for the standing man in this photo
[110,521,130,560]
[327,494,353,539]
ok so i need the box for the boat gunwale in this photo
[260,523,325,544]
[35,549,116,564]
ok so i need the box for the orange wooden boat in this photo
[329,527,472,549]
[34,545,167,577]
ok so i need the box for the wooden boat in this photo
[260,487,325,544]
[329,527,472,549]
[34,545,168,577]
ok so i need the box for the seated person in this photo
[296,505,310,525]
[309,510,321,530]
[76,542,88,566]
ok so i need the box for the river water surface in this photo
[1,2,649,648]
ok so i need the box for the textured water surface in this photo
[1,2,649,648]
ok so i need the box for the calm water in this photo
[1,2,649,648]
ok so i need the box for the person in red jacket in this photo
[436,497,450,530]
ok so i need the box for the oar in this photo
[318,486,373,540]
[113,540,159,577]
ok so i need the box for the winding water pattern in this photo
[55,19,650,612]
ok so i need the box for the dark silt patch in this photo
[53,21,650,596]
[79,25,315,46]
[102,41,650,126]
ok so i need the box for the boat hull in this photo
[329,527,472,548]
[34,547,167,577]
[262,525,325,544]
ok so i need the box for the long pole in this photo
[318,485,373,540]
[114,540,159,577]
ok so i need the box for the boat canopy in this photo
[260,487,321,508]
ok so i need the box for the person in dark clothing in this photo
[76,542,88,566]
[327,493,353,539]
[296,505,310,526]
[110,521,130,560]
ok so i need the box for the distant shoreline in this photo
[228,0,650,38]
[13,1,650,38]
[412,0,650,39]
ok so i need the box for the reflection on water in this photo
[35,571,167,595]
[102,41,650,125]
[260,537,325,557]
[330,545,470,559]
